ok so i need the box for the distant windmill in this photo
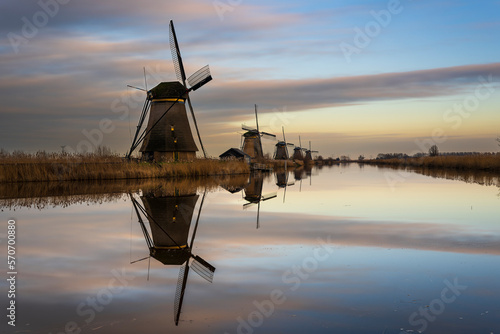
[242,174,277,229]
[304,141,318,162]
[274,126,294,160]
[130,188,215,326]
[241,105,276,159]
[126,20,212,161]
[292,136,307,161]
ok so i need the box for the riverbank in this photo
[0,153,250,183]
[362,154,500,172]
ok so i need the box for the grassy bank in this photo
[0,151,250,183]
[364,154,500,172]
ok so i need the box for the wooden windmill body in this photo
[292,136,306,161]
[139,82,198,161]
[274,126,294,160]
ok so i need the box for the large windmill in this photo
[292,136,307,161]
[130,188,215,326]
[274,126,294,160]
[304,141,319,162]
[241,105,276,160]
[126,20,212,161]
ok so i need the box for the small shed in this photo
[219,148,251,164]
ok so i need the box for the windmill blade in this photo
[282,126,286,143]
[262,192,277,201]
[186,96,207,158]
[174,262,190,326]
[243,201,258,209]
[170,21,209,159]
[242,125,257,132]
[130,256,149,264]
[256,201,260,229]
[261,132,276,139]
[254,104,260,133]
[287,143,295,146]
[126,95,151,158]
[190,255,215,283]
[254,104,263,156]
[127,85,147,92]
[169,20,187,84]
[187,65,212,92]
[187,190,215,282]
[147,255,151,281]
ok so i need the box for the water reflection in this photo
[130,184,215,326]
[1,165,500,333]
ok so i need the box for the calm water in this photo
[1,164,499,334]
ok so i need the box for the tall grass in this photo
[365,154,500,172]
[0,150,250,183]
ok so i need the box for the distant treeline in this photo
[365,152,500,172]
[375,151,499,160]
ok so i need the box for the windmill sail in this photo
[169,20,208,159]
[126,20,211,161]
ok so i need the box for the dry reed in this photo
[0,151,250,183]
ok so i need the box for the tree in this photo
[358,155,365,161]
[429,145,439,157]
[497,136,500,147]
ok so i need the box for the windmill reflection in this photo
[130,186,215,326]
[243,173,277,229]
[275,170,295,202]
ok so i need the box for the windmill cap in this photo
[149,81,187,100]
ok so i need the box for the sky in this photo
[1,0,500,158]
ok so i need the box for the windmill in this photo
[126,20,212,161]
[274,126,295,160]
[242,173,277,229]
[130,187,215,326]
[241,105,276,160]
[292,136,307,161]
[304,141,319,162]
